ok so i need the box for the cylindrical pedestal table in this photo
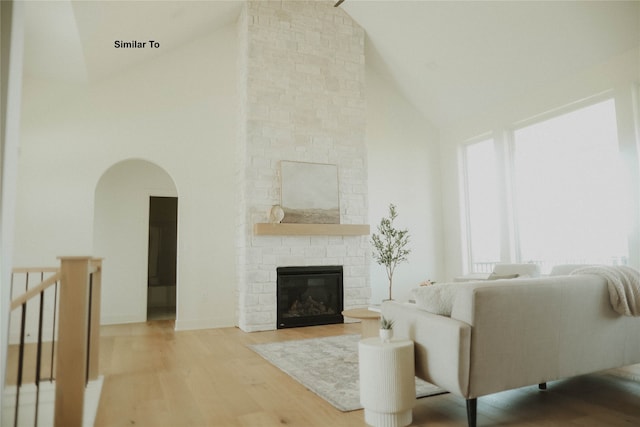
[358,337,415,427]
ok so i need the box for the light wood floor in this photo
[94,320,640,427]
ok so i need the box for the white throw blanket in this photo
[571,265,640,316]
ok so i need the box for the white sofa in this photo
[382,274,640,427]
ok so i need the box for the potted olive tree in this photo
[371,204,411,301]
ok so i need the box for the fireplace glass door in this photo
[276,266,344,328]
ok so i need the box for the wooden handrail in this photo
[10,272,61,310]
[12,266,58,274]
[11,259,102,305]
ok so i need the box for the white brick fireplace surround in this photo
[236,1,369,332]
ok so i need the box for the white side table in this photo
[358,337,415,427]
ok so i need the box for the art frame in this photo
[280,161,340,224]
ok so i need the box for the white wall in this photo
[439,47,640,280]
[14,24,238,330]
[366,67,444,304]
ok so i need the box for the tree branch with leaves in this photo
[371,204,411,300]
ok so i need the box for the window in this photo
[462,98,630,274]
[512,99,629,272]
[462,138,501,273]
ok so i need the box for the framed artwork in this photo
[280,161,340,224]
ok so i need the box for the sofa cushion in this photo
[412,283,463,316]
[413,276,529,317]
[549,264,593,276]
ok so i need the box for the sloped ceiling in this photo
[343,0,640,127]
[23,0,243,84]
[22,0,640,128]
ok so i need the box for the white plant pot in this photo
[379,328,393,343]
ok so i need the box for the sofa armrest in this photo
[382,301,472,398]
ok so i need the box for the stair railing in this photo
[6,256,102,427]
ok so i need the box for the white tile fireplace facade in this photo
[236,1,369,332]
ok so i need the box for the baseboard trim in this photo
[174,317,235,331]
[100,315,145,325]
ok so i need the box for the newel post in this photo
[54,256,91,427]
[88,258,103,380]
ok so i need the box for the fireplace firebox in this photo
[276,266,344,329]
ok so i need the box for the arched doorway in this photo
[93,159,178,323]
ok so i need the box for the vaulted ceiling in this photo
[22,0,640,127]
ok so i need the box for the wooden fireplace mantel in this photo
[253,223,370,236]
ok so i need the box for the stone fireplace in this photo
[236,1,369,332]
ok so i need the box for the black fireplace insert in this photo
[276,265,344,329]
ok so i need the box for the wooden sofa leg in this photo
[466,398,477,427]
[539,382,547,390]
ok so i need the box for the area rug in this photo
[249,334,445,412]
